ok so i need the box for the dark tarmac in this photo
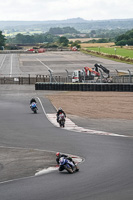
[0,147,56,182]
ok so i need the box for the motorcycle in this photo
[58,113,65,127]
[30,102,38,114]
[59,157,79,174]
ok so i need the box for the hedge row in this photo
[35,82,133,92]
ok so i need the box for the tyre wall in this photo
[35,82,133,92]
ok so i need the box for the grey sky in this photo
[0,0,133,21]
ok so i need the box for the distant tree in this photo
[15,33,34,43]
[49,27,80,35]
[90,30,96,37]
[115,29,133,45]
[116,40,127,46]
[58,36,69,46]
[97,38,109,43]
[6,33,59,44]
[0,31,6,47]
[71,41,81,48]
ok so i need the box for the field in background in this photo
[69,38,100,42]
[80,42,115,48]
[85,47,133,58]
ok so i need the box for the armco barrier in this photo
[35,83,133,92]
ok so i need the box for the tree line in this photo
[0,27,133,49]
[115,29,133,46]
[48,27,80,34]
[7,33,59,44]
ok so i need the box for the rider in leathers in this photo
[56,108,66,122]
[30,98,37,105]
[30,98,37,109]
[56,152,79,171]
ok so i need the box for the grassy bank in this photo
[81,44,133,64]
[85,47,133,58]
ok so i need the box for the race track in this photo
[0,85,132,200]
[0,52,133,200]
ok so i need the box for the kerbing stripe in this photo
[46,113,128,138]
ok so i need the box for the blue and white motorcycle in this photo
[59,157,79,174]
[30,102,38,114]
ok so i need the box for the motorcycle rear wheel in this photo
[65,167,73,174]
[59,121,65,127]
[34,109,37,114]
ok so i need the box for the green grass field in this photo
[86,47,133,58]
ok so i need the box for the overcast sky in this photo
[0,0,133,21]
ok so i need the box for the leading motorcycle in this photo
[30,102,38,114]
[59,157,79,174]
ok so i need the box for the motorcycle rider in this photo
[30,98,37,105]
[30,98,37,109]
[56,152,79,171]
[56,108,66,123]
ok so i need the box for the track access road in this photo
[0,86,133,200]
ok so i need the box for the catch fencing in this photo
[0,74,68,84]
[0,74,133,84]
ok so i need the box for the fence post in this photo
[21,77,23,85]
[65,69,70,82]
[128,70,132,83]
[28,74,30,85]
[36,75,38,82]
[99,69,103,83]
[48,70,53,83]
[43,75,45,82]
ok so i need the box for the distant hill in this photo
[0,18,133,34]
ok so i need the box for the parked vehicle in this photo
[72,64,110,83]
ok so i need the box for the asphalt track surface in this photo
[0,85,133,200]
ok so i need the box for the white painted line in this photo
[0,146,59,184]
[10,54,13,77]
[36,58,53,72]
[0,55,6,69]
[0,175,35,185]
[36,97,47,115]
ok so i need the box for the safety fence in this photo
[112,76,133,83]
[0,75,68,84]
[35,82,133,92]
[0,74,132,84]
